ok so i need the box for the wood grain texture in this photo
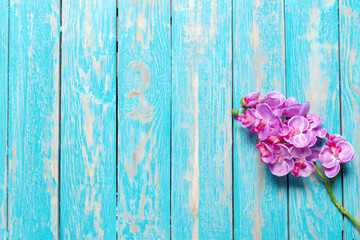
[8,0,59,238]
[233,0,287,239]
[61,0,116,238]
[340,0,360,238]
[117,0,171,239]
[171,0,232,239]
[285,0,342,239]
[0,0,8,238]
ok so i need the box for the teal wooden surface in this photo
[171,0,232,239]
[0,0,8,238]
[8,0,59,238]
[233,0,287,239]
[340,0,360,238]
[117,0,170,239]
[285,0,342,239]
[60,0,116,238]
[1,0,360,239]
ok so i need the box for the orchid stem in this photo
[314,164,360,229]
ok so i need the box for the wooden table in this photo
[0,0,359,239]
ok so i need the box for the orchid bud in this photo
[240,97,246,106]
[231,109,239,116]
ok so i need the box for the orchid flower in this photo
[233,91,359,229]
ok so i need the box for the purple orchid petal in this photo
[258,123,271,141]
[244,92,260,107]
[337,141,354,163]
[312,127,327,138]
[269,159,294,177]
[256,142,276,164]
[307,134,318,147]
[261,91,286,109]
[297,161,315,177]
[324,161,341,178]
[306,149,320,162]
[255,103,273,120]
[285,97,298,107]
[307,114,323,128]
[319,146,336,168]
[288,116,309,132]
[245,92,260,102]
[289,133,311,148]
[290,147,312,159]
[274,144,291,159]
[273,108,284,117]
[329,134,345,144]
[283,102,310,118]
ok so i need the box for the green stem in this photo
[314,164,360,229]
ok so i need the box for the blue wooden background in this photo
[0,0,360,239]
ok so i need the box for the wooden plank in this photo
[117,1,171,239]
[171,1,232,239]
[0,0,8,238]
[233,0,287,239]
[60,0,116,238]
[285,0,342,239]
[340,0,360,238]
[7,0,59,238]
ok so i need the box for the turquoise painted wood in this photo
[60,0,116,238]
[233,0,287,239]
[7,0,60,238]
[340,0,360,238]
[2,1,360,239]
[285,0,342,239]
[117,0,171,239]
[171,0,232,239]
[0,0,8,238]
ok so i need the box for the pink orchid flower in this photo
[236,108,256,130]
[269,144,294,176]
[290,147,318,177]
[285,116,312,148]
[241,92,260,108]
[319,135,354,178]
[253,103,279,141]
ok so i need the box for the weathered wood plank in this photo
[171,1,232,239]
[285,0,342,239]
[61,0,116,238]
[233,0,287,239]
[117,0,171,239]
[340,0,360,238]
[0,0,8,238]
[8,0,60,238]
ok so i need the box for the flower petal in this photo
[319,146,336,168]
[297,162,315,177]
[283,102,310,118]
[255,103,273,120]
[337,141,354,163]
[258,123,271,141]
[285,97,298,107]
[288,116,309,132]
[274,144,291,159]
[307,114,323,128]
[269,159,293,177]
[324,161,341,178]
[289,133,311,148]
[290,147,312,159]
[261,92,286,109]
[306,149,320,162]
[312,127,327,138]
